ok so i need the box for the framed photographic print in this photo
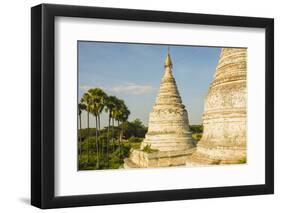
[31,3,274,209]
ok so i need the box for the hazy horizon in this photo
[78,41,221,128]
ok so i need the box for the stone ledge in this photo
[123,158,139,169]
[124,148,196,168]
[186,146,246,166]
[186,154,246,166]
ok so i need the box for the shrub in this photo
[192,133,202,141]
[80,137,96,152]
[238,157,247,164]
[190,125,203,133]
[142,144,158,153]
[128,136,143,143]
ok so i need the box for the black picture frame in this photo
[31,3,274,209]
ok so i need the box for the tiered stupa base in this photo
[124,148,195,168]
[186,143,246,166]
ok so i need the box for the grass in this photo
[192,133,202,141]
[141,144,158,153]
[237,157,247,164]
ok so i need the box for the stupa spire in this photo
[140,50,194,152]
[165,47,173,68]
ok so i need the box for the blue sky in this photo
[78,41,221,128]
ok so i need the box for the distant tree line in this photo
[190,125,203,133]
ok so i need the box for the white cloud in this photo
[79,83,155,95]
[79,85,105,92]
[79,85,91,91]
[109,83,155,95]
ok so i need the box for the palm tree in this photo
[78,102,86,161]
[119,105,130,144]
[116,102,130,159]
[80,93,92,164]
[104,96,118,164]
[87,88,107,169]
[111,98,123,151]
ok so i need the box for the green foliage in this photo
[130,141,141,150]
[87,88,108,116]
[78,134,142,170]
[142,144,158,153]
[79,127,120,141]
[238,157,247,164]
[128,136,144,143]
[190,125,203,142]
[78,120,147,142]
[192,133,202,141]
[108,153,122,169]
[122,119,148,139]
[78,136,101,154]
[78,87,147,170]
[190,125,203,133]
[79,155,98,170]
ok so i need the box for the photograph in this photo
[30,3,274,209]
[77,42,247,170]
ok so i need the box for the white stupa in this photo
[186,48,247,165]
[124,49,195,168]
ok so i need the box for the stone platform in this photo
[124,148,195,168]
[186,143,246,166]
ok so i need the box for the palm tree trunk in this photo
[95,116,99,169]
[87,111,89,164]
[106,114,111,166]
[120,122,124,158]
[79,114,82,161]
[117,120,121,160]
[112,119,115,150]
[98,114,103,157]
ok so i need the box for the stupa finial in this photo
[165,47,173,68]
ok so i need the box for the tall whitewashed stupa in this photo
[186,48,247,165]
[124,49,195,168]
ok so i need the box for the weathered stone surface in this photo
[186,48,247,166]
[124,148,195,168]
[124,50,195,168]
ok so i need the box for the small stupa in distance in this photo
[124,48,195,168]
